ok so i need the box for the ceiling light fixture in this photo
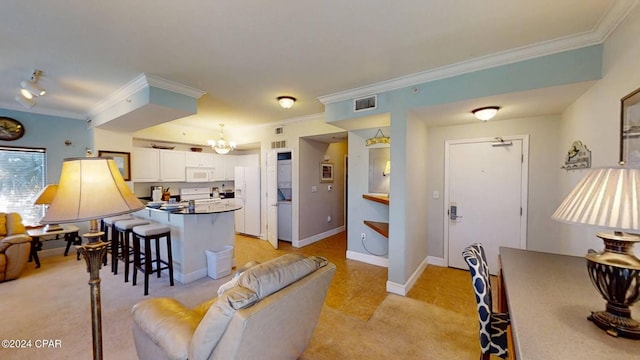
[472,106,500,121]
[16,69,46,108]
[277,96,296,109]
[208,124,236,155]
[15,95,36,109]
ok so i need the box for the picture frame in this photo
[320,163,334,183]
[98,150,131,181]
[620,87,640,166]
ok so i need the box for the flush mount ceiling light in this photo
[208,124,236,155]
[277,96,296,109]
[472,106,500,121]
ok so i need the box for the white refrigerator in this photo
[234,166,260,236]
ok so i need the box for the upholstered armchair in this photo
[0,212,32,282]
[132,254,336,360]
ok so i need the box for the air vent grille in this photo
[354,95,377,112]
[271,140,287,149]
[275,126,284,135]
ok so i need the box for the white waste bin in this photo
[206,245,233,279]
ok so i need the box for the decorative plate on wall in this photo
[0,117,25,141]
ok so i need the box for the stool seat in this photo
[103,214,133,226]
[113,218,150,281]
[133,224,171,237]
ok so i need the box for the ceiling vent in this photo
[271,140,287,149]
[275,126,284,135]
[354,95,377,112]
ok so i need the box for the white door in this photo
[445,136,528,274]
[266,150,278,249]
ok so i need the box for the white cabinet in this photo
[277,202,292,241]
[160,150,186,181]
[132,148,161,182]
[132,148,186,182]
[212,154,236,181]
[185,152,215,168]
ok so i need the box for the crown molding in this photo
[86,73,205,120]
[318,0,638,105]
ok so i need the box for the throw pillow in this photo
[0,213,6,237]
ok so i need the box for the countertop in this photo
[145,203,242,214]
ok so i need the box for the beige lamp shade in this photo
[33,184,58,205]
[552,167,640,231]
[41,157,144,224]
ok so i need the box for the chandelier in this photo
[208,124,236,155]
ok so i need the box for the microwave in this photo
[186,167,215,182]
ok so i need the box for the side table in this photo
[27,225,81,268]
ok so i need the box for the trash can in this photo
[206,245,233,279]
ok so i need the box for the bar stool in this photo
[114,218,150,282]
[132,223,174,296]
[101,215,133,272]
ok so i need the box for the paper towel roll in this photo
[152,189,162,202]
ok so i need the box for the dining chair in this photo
[462,243,510,360]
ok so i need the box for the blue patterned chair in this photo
[462,243,510,360]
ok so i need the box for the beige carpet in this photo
[303,294,477,360]
[1,252,478,359]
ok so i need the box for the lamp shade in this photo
[41,157,144,224]
[552,167,640,231]
[33,184,58,205]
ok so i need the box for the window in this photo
[0,146,46,225]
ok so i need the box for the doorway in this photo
[444,135,529,274]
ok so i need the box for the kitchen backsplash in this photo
[134,180,234,198]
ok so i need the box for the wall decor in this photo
[561,140,591,170]
[620,87,640,166]
[320,163,333,183]
[98,150,131,181]
[0,116,25,141]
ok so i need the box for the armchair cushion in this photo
[132,298,203,360]
[0,234,32,253]
[238,253,328,299]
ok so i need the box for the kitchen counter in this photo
[134,202,242,284]
[146,202,242,214]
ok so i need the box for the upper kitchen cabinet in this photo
[132,148,160,182]
[185,152,215,168]
[132,148,186,182]
[212,155,236,181]
[160,149,186,181]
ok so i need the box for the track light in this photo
[16,69,46,108]
[21,79,46,97]
[15,95,36,109]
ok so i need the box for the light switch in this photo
[432,191,439,199]
[311,185,317,193]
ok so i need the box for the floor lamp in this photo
[40,157,144,360]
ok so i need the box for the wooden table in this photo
[499,247,640,359]
[27,225,81,268]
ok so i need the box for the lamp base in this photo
[586,232,640,340]
[589,309,640,339]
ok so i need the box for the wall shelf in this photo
[363,220,389,238]
[362,193,389,205]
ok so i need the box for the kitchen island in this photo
[134,202,242,284]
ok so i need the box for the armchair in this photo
[132,254,335,360]
[0,212,32,282]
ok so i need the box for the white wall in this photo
[557,5,640,256]
[426,115,562,258]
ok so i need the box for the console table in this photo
[499,247,640,359]
[27,225,81,268]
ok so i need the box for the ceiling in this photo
[0,1,635,133]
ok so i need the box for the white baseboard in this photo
[427,256,445,267]
[294,226,345,248]
[346,250,388,267]
[386,257,429,296]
